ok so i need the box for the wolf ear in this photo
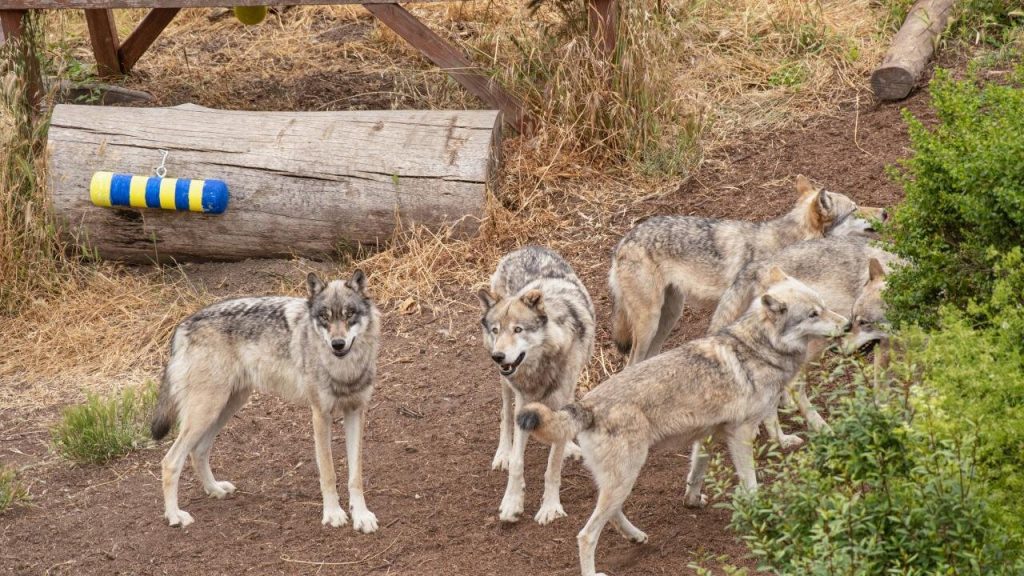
[307,272,325,300]
[815,189,833,214]
[765,265,788,286]
[761,293,788,316]
[867,258,886,283]
[346,269,367,294]
[796,174,815,198]
[522,289,544,311]
[477,288,497,311]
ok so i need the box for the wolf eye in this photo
[514,326,523,334]
[809,311,819,319]
[491,327,498,335]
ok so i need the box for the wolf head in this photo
[842,258,889,354]
[755,266,850,350]
[478,288,549,377]
[307,270,373,359]
[830,205,889,238]
[793,175,861,238]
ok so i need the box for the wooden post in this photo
[118,7,179,72]
[85,8,122,76]
[587,0,617,56]
[1,9,43,110]
[364,3,525,132]
[1,10,27,43]
[870,0,956,101]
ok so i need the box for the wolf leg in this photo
[792,373,830,432]
[535,440,568,525]
[611,509,648,543]
[311,405,347,527]
[578,451,643,576]
[647,286,685,359]
[162,392,226,527]
[683,440,710,508]
[763,409,804,449]
[491,379,514,471]
[726,423,759,493]
[191,389,250,499]
[343,406,378,534]
[499,392,527,522]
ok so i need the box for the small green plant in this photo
[767,61,808,87]
[0,466,28,514]
[51,381,158,464]
[886,70,1024,328]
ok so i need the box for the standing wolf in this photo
[517,270,848,576]
[151,270,380,533]
[709,237,900,447]
[609,175,865,366]
[478,246,595,524]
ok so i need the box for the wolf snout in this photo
[331,339,350,357]
[491,352,506,363]
[843,320,854,333]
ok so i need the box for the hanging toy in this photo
[89,150,229,214]
[233,6,268,25]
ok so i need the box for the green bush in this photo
[886,71,1024,328]
[51,382,157,464]
[730,379,1024,575]
[0,466,28,514]
[951,0,1024,46]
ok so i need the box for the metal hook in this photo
[155,149,169,178]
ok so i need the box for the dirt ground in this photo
[0,87,931,575]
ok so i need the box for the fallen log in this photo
[47,104,501,262]
[870,0,956,101]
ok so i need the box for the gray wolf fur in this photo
[609,175,868,366]
[478,246,595,525]
[709,237,900,447]
[151,270,381,533]
[517,271,848,576]
[843,258,894,393]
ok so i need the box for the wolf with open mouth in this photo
[478,246,595,525]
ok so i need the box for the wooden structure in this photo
[48,103,501,262]
[870,0,956,101]
[0,0,529,129]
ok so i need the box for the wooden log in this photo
[870,0,956,101]
[48,104,502,262]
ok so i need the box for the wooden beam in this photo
[1,9,27,43]
[2,0,469,9]
[84,8,122,76]
[1,9,43,110]
[118,7,179,72]
[587,0,617,56]
[364,3,524,131]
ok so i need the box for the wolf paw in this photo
[204,480,236,499]
[806,413,830,432]
[322,506,349,528]
[166,509,194,527]
[683,492,708,509]
[534,502,567,525]
[499,495,524,523]
[491,449,511,471]
[628,530,649,544]
[777,434,805,449]
[564,442,583,461]
[351,508,378,534]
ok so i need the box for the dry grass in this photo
[0,0,899,410]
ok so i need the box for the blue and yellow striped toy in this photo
[90,172,229,214]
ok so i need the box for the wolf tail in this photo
[517,402,594,445]
[150,367,177,441]
[609,265,632,356]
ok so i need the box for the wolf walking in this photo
[609,175,866,366]
[151,270,380,533]
[518,270,848,576]
[478,246,595,524]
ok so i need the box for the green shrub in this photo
[730,378,1024,575]
[51,382,157,464]
[951,0,1024,46]
[0,466,28,514]
[886,71,1024,328]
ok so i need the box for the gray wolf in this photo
[609,175,869,366]
[517,270,848,576]
[150,270,380,533]
[843,258,894,393]
[709,237,900,447]
[478,246,595,524]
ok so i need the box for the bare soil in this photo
[0,88,932,575]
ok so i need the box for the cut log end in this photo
[870,66,917,101]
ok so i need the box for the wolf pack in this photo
[150,175,899,576]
